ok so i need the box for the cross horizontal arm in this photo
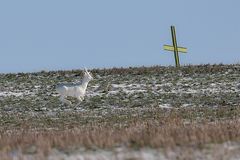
[163,45,187,53]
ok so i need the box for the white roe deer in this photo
[56,68,93,106]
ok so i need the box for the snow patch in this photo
[0,91,35,97]
[0,91,24,97]
[159,104,172,109]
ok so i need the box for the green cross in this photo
[163,26,187,67]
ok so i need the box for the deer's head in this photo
[84,67,93,81]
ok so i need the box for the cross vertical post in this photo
[163,26,187,67]
[171,26,180,67]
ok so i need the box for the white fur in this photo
[56,68,93,106]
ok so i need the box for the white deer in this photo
[56,68,93,106]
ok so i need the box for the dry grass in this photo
[1,113,240,156]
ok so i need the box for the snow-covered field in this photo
[44,142,240,160]
[6,142,240,160]
[1,64,239,113]
[0,64,240,160]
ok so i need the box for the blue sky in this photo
[0,0,239,73]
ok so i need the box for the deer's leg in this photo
[75,96,83,107]
[60,96,72,105]
[78,96,84,102]
[81,96,84,101]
